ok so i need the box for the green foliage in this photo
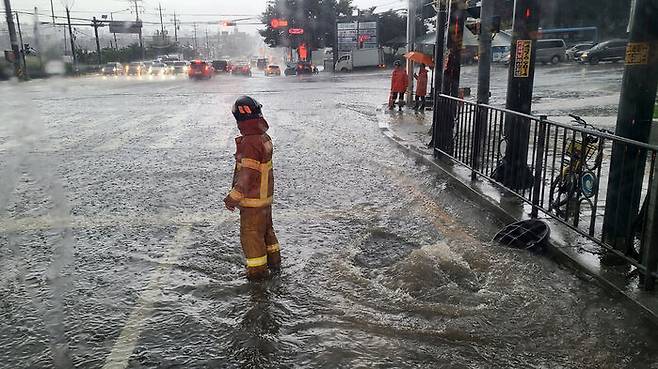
[260,0,354,49]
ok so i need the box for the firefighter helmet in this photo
[232,95,263,122]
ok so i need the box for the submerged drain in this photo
[353,229,421,268]
[493,219,550,251]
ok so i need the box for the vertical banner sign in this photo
[513,40,532,77]
[625,42,650,65]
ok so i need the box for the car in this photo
[171,60,189,74]
[257,58,268,70]
[232,62,252,77]
[295,61,315,75]
[566,42,596,61]
[535,39,567,64]
[211,60,229,73]
[126,62,145,76]
[284,63,297,76]
[148,62,170,76]
[264,65,281,76]
[188,60,214,80]
[101,62,122,76]
[579,39,628,64]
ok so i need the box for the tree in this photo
[259,0,354,49]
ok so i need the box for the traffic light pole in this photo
[406,0,417,107]
[603,0,658,264]
[492,0,540,190]
[66,6,78,74]
[3,0,23,79]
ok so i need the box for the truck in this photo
[334,48,384,72]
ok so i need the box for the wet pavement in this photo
[2,66,658,369]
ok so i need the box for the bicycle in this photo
[548,114,612,221]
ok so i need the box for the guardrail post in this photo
[641,152,658,290]
[531,115,547,218]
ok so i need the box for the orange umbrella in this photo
[404,51,434,67]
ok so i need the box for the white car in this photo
[149,63,170,75]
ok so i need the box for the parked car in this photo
[101,62,123,76]
[188,60,214,80]
[264,65,281,76]
[295,61,315,75]
[579,39,628,64]
[232,62,252,77]
[566,42,596,61]
[536,39,567,64]
[211,60,229,73]
[148,62,170,75]
[126,62,145,76]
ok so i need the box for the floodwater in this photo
[1,66,658,369]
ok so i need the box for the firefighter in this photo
[224,96,280,281]
[413,63,428,113]
[388,60,408,111]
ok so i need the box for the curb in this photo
[379,112,658,324]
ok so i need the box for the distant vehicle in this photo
[296,61,315,75]
[264,65,281,76]
[211,60,229,73]
[148,62,169,75]
[257,58,268,70]
[579,39,628,65]
[284,63,296,76]
[335,48,384,72]
[101,62,122,76]
[461,46,478,65]
[232,62,252,77]
[171,61,189,74]
[566,42,596,61]
[538,27,598,46]
[126,62,145,76]
[188,60,214,80]
[535,39,567,64]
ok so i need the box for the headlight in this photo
[581,52,589,58]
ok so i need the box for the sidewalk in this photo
[377,106,658,323]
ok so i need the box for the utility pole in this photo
[406,0,417,106]
[205,28,210,58]
[133,0,144,59]
[172,11,178,42]
[66,6,78,73]
[603,0,658,265]
[193,23,198,57]
[158,3,165,41]
[437,1,465,155]
[430,0,447,149]
[3,0,22,79]
[50,0,55,25]
[33,7,44,73]
[472,0,495,179]
[15,11,29,79]
[92,17,102,65]
[491,0,540,190]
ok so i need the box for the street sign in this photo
[288,28,304,35]
[337,21,378,51]
[513,39,532,78]
[271,18,288,28]
[109,20,142,34]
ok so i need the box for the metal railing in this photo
[432,94,658,287]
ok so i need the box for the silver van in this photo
[536,39,567,64]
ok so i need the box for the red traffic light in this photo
[271,18,288,28]
[288,28,304,35]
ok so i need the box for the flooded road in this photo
[1,67,658,368]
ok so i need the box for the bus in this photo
[537,27,599,46]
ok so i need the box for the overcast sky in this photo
[13,0,407,35]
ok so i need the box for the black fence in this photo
[432,94,658,288]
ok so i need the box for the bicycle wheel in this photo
[549,172,579,215]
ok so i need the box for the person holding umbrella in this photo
[413,63,428,113]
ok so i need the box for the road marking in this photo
[101,225,191,369]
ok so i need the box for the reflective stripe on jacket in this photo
[228,118,274,208]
